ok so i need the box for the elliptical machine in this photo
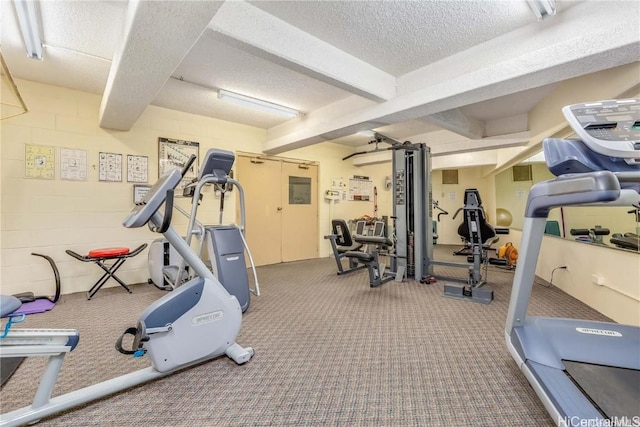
[0,155,254,427]
[148,149,259,312]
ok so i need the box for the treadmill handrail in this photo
[525,171,620,218]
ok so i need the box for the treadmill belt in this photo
[564,360,640,419]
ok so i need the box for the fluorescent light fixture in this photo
[218,89,300,118]
[527,0,556,21]
[14,0,43,60]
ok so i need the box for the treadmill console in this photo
[562,99,640,161]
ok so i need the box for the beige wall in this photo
[1,81,402,296]
[0,80,464,296]
[1,80,266,296]
[509,229,640,327]
[286,143,394,240]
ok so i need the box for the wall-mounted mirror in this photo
[495,154,639,253]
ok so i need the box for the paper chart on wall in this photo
[127,155,148,183]
[348,176,373,201]
[60,148,88,181]
[25,144,55,179]
[99,152,122,182]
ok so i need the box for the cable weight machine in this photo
[390,136,431,281]
[344,133,494,301]
[342,133,431,283]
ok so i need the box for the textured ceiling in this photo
[1,0,639,162]
[174,32,350,112]
[40,1,126,60]
[249,0,536,76]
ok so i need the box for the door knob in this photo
[277,207,282,211]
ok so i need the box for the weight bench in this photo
[345,235,398,288]
[66,244,147,300]
[324,219,366,275]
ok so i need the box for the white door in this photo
[237,154,318,266]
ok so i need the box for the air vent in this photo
[442,169,458,185]
[512,165,533,182]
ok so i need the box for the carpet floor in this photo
[0,245,612,426]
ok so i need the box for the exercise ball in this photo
[496,208,513,227]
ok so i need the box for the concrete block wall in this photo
[1,79,265,296]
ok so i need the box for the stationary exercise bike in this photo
[0,155,254,427]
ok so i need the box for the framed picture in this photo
[158,137,199,193]
[25,144,55,180]
[60,148,88,181]
[98,152,122,182]
[127,155,149,183]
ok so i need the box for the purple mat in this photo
[13,299,56,315]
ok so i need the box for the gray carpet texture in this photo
[0,245,612,426]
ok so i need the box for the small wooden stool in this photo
[66,244,147,300]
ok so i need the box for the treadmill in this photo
[505,99,640,425]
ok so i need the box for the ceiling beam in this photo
[263,1,639,155]
[350,148,502,169]
[421,108,485,140]
[485,114,528,137]
[429,132,529,156]
[99,1,222,130]
[208,1,396,102]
